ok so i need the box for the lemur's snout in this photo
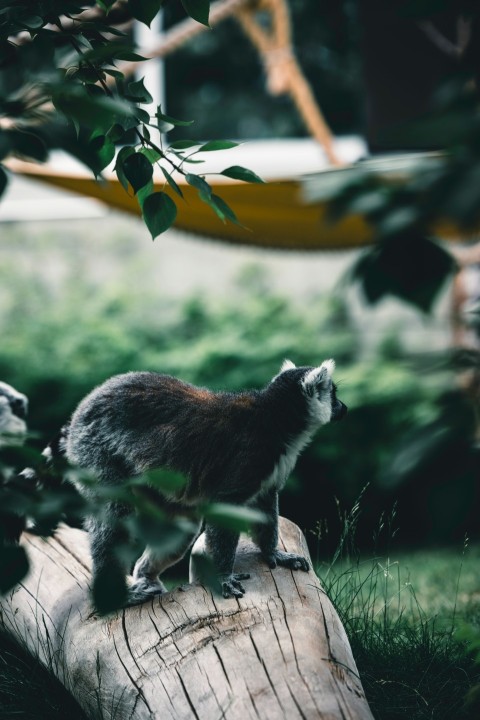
[332,401,347,422]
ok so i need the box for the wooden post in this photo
[0,518,373,720]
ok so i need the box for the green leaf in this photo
[169,140,201,151]
[210,193,241,225]
[0,544,29,594]
[136,178,154,209]
[220,165,264,183]
[96,0,118,10]
[134,108,151,125]
[155,109,194,127]
[88,134,115,176]
[115,146,136,191]
[122,152,153,194]
[161,165,184,199]
[180,0,210,26]
[137,469,187,493]
[186,172,211,198]
[7,130,47,162]
[200,140,239,152]
[202,503,266,533]
[92,563,128,615]
[52,88,135,134]
[0,165,7,198]
[142,191,177,239]
[139,146,162,163]
[127,515,196,557]
[179,156,204,164]
[352,234,456,312]
[127,78,153,104]
[128,0,166,27]
[20,16,43,30]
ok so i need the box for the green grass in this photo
[0,631,88,720]
[317,538,480,719]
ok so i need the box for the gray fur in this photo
[63,360,347,606]
[0,381,28,442]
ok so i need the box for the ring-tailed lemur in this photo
[43,359,347,605]
[0,381,28,441]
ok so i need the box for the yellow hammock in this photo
[6,139,375,251]
[7,144,465,250]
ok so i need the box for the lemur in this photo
[42,359,347,605]
[0,381,28,440]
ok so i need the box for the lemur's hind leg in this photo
[88,501,132,611]
[251,488,309,572]
[130,523,201,605]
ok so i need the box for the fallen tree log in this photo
[0,517,373,720]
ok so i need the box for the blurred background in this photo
[0,0,478,555]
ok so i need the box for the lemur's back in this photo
[65,371,269,500]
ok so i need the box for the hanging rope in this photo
[118,0,341,166]
[235,0,341,165]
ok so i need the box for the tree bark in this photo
[0,517,373,720]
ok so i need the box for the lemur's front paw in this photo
[220,573,250,599]
[127,578,167,606]
[264,550,309,572]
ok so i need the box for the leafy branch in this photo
[0,0,263,240]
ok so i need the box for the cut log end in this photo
[0,518,373,720]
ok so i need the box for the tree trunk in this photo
[0,517,373,720]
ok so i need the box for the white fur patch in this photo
[302,366,326,389]
[280,359,296,373]
[301,358,335,393]
[321,358,336,376]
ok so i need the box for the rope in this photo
[118,0,341,166]
[235,0,341,165]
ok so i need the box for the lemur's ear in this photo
[321,358,335,376]
[279,359,296,373]
[302,359,335,393]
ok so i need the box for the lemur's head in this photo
[271,359,347,426]
[0,381,28,439]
